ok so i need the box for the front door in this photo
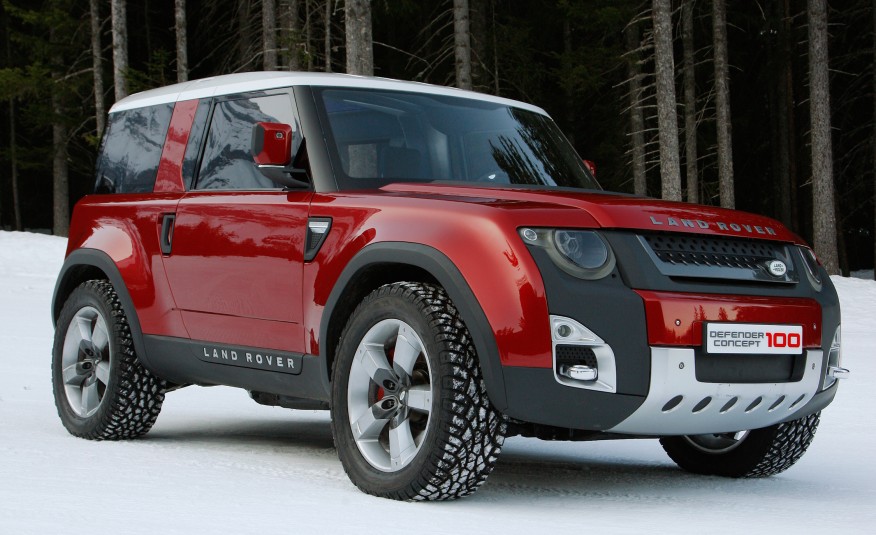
[161,90,311,354]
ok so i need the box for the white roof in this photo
[109,71,547,115]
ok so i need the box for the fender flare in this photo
[319,242,508,411]
[51,248,153,372]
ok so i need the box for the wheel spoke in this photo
[95,361,111,386]
[75,315,93,344]
[80,381,100,415]
[91,321,109,353]
[392,325,421,378]
[406,384,432,413]
[358,343,399,388]
[62,363,86,386]
[351,402,392,441]
[389,418,417,469]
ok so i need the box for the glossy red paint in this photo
[252,122,293,166]
[381,183,804,244]
[153,99,199,194]
[635,290,821,348]
[67,193,187,339]
[304,191,559,368]
[160,190,312,352]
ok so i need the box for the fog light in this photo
[550,316,616,393]
[560,365,598,381]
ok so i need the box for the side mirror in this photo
[583,159,596,177]
[252,122,292,166]
[251,122,308,188]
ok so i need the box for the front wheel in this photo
[331,282,505,501]
[659,412,820,477]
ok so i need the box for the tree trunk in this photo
[51,44,69,237]
[5,18,20,231]
[625,23,647,197]
[491,0,499,94]
[111,0,128,101]
[453,0,472,90]
[563,19,575,146]
[282,0,301,70]
[89,0,106,136]
[8,98,21,231]
[807,0,838,274]
[175,0,189,82]
[470,0,487,89]
[324,0,332,72]
[873,0,876,279]
[238,0,256,70]
[775,0,793,228]
[713,0,734,208]
[305,0,313,70]
[652,0,682,201]
[682,0,698,204]
[279,0,291,69]
[263,0,277,70]
[344,0,373,75]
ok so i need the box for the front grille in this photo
[639,233,798,284]
[646,234,778,269]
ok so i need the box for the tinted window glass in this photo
[94,103,174,194]
[196,93,299,190]
[316,88,599,191]
[181,100,212,189]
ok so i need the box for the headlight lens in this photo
[554,230,608,269]
[520,228,615,279]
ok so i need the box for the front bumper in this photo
[607,347,825,435]
[503,230,844,435]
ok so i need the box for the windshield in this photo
[314,87,600,191]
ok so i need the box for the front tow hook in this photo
[828,366,850,380]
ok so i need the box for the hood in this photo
[380,182,805,245]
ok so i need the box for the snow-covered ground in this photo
[1,230,873,534]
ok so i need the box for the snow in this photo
[0,229,873,534]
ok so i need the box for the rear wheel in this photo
[52,280,166,440]
[660,412,820,477]
[331,282,505,500]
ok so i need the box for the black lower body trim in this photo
[502,366,644,430]
[143,335,331,401]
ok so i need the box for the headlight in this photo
[799,246,822,290]
[520,228,615,279]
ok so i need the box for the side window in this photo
[195,93,300,190]
[94,104,174,194]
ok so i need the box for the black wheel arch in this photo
[52,248,152,372]
[320,242,508,411]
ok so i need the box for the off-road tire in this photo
[331,282,506,501]
[660,412,820,477]
[52,280,166,440]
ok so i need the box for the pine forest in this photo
[0,0,873,276]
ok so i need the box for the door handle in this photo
[160,214,176,255]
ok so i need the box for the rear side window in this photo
[195,93,300,190]
[94,104,174,194]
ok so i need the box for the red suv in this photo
[52,72,848,501]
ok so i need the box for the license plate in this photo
[704,323,803,354]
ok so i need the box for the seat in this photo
[381,146,424,179]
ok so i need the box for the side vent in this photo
[304,217,332,262]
